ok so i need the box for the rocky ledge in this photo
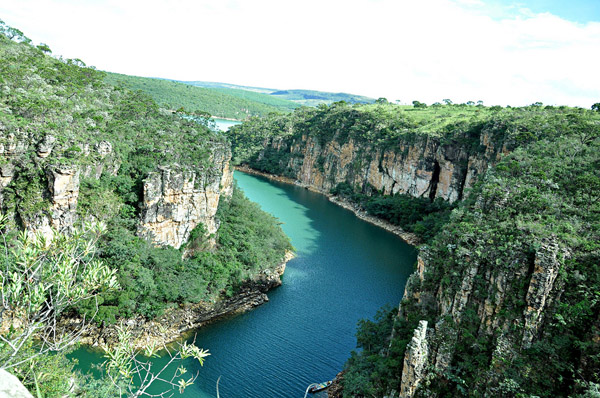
[61,251,294,350]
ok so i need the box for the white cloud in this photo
[0,0,598,106]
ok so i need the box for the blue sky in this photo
[0,0,599,107]
[508,0,600,23]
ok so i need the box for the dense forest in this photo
[0,21,291,396]
[227,101,600,397]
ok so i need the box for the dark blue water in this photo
[72,171,416,397]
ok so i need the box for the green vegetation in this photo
[341,305,409,397]
[228,101,599,245]
[182,80,376,106]
[0,21,290,318]
[331,182,456,242]
[338,106,600,396]
[105,73,299,119]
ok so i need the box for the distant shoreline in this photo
[211,116,244,122]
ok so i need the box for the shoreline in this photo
[211,116,244,122]
[64,251,295,350]
[234,165,421,246]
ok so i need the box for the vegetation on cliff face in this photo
[78,185,292,323]
[228,99,600,396]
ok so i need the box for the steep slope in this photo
[0,32,231,245]
[389,126,599,397]
[228,103,517,202]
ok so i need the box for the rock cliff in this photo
[231,105,599,397]
[251,130,508,203]
[394,235,569,397]
[138,144,234,249]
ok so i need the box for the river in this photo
[71,171,417,397]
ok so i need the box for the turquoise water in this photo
[213,118,242,131]
[72,171,416,397]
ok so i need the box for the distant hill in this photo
[103,73,376,119]
[270,89,375,106]
[181,81,376,106]
[104,73,298,120]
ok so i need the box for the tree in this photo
[412,100,427,108]
[0,217,119,371]
[592,103,600,112]
[101,325,210,397]
[0,216,211,396]
[443,98,453,105]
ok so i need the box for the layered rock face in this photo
[138,144,234,249]
[255,130,508,202]
[400,320,429,398]
[0,132,233,249]
[21,166,81,240]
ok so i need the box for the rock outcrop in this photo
[0,132,120,237]
[0,369,33,398]
[252,130,508,203]
[0,130,233,250]
[395,234,568,396]
[138,145,234,249]
[400,320,429,398]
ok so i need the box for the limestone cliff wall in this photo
[254,130,509,202]
[137,144,234,249]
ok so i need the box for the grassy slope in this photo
[183,80,376,106]
[104,72,297,119]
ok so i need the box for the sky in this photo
[1,0,599,107]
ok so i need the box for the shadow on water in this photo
[71,171,417,398]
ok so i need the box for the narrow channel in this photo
[72,171,417,397]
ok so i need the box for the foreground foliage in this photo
[0,20,292,396]
[0,216,118,371]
